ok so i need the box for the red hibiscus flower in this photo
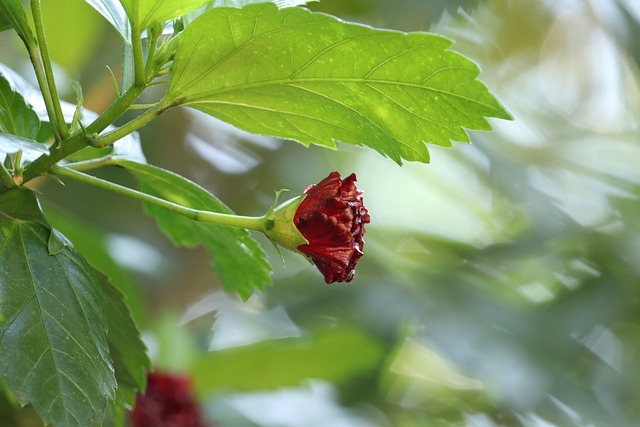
[265,172,370,283]
[131,371,207,427]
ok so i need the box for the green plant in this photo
[0,0,509,425]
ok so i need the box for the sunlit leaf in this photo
[165,3,511,164]
[0,188,116,427]
[183,0,315,26]
[211,0,316,8]
[0,0,35,42]
[119,0,211,31]
[192,327,384,394]
[117,160,272,300]
[0,133,49,166]
[85,0,130,41]
[0,75,40,140]
[0,132,48,167]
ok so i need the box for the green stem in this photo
[133,37,145,88]
[144,30,159,81]
[30,0,68,140]
[92,102,168,147]
[20,132,87,183]
[130,7,145,89]
[62,156,117,172]
[84,85,145,135]
[0,163,16,189]
[51,166,267,232]
[21,97,167,184]
[27,45,60,142]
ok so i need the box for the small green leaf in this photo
[69,80,85,133]
[0,0,35,43]
[192,327,384,394]
[0,75,40,140]
[117,160,272,300]
[165,4,511,164]
[95,271,150,422]
[85,0,131,41]
[119,0,212,31]
[0,188,116,427]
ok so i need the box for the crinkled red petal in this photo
[297,210,354,283]
[293,172,370,284]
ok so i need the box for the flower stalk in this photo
[51,167,369,283]
[51,166,267,232]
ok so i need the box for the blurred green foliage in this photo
[2,0,640,426]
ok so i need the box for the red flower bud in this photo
[265,172,370,283]
[131,371,207,427]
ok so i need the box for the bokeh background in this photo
[2,0,640,426]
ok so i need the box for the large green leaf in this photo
[165,3,511,164]
[0,0,35,43]
[117,160,272,300]
[119,0,212,31]
[0,75,40,140]
[183,0,315,26]
[95,271,150,423]
[192,327,384,394]
[0,188,116,427]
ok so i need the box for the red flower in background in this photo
[294,172,370,283]
[131,371,207,427]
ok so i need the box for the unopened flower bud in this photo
[264,172,370,283]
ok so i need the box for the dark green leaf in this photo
[192,327,384,394]
[0,0,35,43]
[0,188,116,427]
[85,0,130,41]
[43,203,146,323]
[119,0,212,31]
[0,75,40,140]
[117,160,272,300]
[165,3,511,164]
[95,271,150,422]
[0,12,11,32]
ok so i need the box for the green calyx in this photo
[263,194,309,252]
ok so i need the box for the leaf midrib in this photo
[174,77,499,113]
